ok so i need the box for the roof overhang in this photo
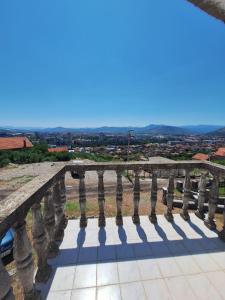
[187,0,225,22]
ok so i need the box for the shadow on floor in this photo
[37,216,225,298]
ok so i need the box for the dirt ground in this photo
[0,162,66,200]
[0,162,222,224]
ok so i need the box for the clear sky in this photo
[0,0,225,128]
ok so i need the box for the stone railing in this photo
[1,159,225,299]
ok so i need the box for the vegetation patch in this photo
[0,144,115,168]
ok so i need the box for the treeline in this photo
[0,144,114,167]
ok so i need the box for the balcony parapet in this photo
[1,159,225,299]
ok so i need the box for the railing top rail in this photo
[0,164,65,237]
[66,160,204,172]
[202,160,225,175]
[67,160,225,175]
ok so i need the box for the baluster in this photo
[204,174,219,230]
[43,188,59,258]
[133,169,141,224]
[53,180,64,241]
[161,187,167,205]
[13,220,40,300]
[180,169,191,221]
[116,169,123,225]
[195,172,207,220]
[149,171,158,223]
[0,257,15,300]
[97,170,105,227]
[164,171,174,222]
[59,173,68,229]
[218,199,225,241]
[32,202,52,283]
[79,170,87,227]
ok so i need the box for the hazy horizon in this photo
[0,123,224,130]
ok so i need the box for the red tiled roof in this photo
[192,153,209,161]
[0,137,33,150]
[48,147,68,153]
[214,147,225,157]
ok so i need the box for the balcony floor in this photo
[38,213,225,300]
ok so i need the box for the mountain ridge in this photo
[208,127,225,136]
[1,124,224,135]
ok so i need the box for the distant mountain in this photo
[139,125,191,135]
[27,124,192,135]
[1,124,223,136]
[181,125,224,134]
[208,127,225,136]
[39,126,138,134]
[0,128,28,137]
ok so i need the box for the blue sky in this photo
[0,0,225,127]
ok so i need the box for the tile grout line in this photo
[42,215,225,299]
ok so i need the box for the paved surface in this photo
[38,213,225,300]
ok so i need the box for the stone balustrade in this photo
[1,159,225,299]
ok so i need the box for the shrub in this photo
[0,158,10,167]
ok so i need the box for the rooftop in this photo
[48,146,68,153]
[192,153,209,161]
[214,148,225,157]
[0,136,33,151]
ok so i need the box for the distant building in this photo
[48,146,68,153]
[214,147,225,159]
[0,136,33,151]
[192,153,209,161]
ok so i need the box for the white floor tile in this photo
[173,216,202,239]
[132,242,152,258]
[97,284,121,300]
[165,276,198,300]
[38,216,225,300]
[73,264,97,288]
[157,219,183,240]
[209,251,225,269]
[199,238,219,251]
[143,279,172,300]
[123,217,135,227]
[78,246,98,263]
[50,266,76,291]
[64,220,80,234]
[59,233,78,249]
[117,260,141,283]
[121,282,146,300]
[82,236,99,247]
[190,216,218,238]
[174,255,201,275]
[206,271,225,299]
[47,290,72,300]
[98,245,117,261]
[182,239,204,253]
[156,257,182,278]
[71,287,96,300]
[97,262,119,286]
[87,218,99,229]
[49,248,79,266]
[187,273,222,300]
[150,241,171,258]
[137,258,162,280]
[166,240,189,255]
[116,243,135,259]
[192,252,220,272]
